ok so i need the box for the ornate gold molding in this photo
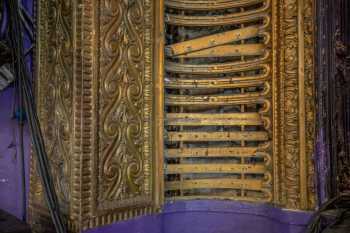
[278,0,315,210]
[30,0,161,232]
[29,0,316,232]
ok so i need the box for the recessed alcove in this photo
[84,201,311,233]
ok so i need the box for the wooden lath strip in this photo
[165,179,263,191]
[167,131,269,142]
[165,79,266,89]
[166,93,267,106]
[166,11,269,27]
[165,164,266,174]
[166,113,263,126]
[166,147,260,158]
[165,0,264,11]
[170,44,265,58]
[165,57,269,74]
[165,26,259,56]
[165,73,269,89]
[166,195,270,202]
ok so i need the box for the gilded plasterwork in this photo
[98,0,152,205]
[30,0,73,210]
[279,0,315,210]
[29,0,316,232]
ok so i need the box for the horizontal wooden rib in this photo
[166,195,269,202]
[166,113,263,126]
[166,93,267,106]
[165,57,269,74]
[166,11,269,27]
[165,0,264,10]
[165,179,263,191]
[170,44,265,58]
[165,75,268,89]
[165,164,266,174]
[166,147,262,158]
[166,26,259,56]
[167,131,269,142]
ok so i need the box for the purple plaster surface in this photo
[316,128,329,205]
[0,87,30,219]
[85,201,312,233]
[0,0,33,220]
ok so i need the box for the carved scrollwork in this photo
[38,0,73,209]
[99,0,152,204]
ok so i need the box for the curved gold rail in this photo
[165,0,264,11]
[164,0,273,203]
[166,7,270,27]
[166,93,269,106]
[165,53,270,74]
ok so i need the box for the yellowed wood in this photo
[170,44,265,58]
[166,11,270,27]
[166,195,270,202]
[165,57,270,74]
[166,93,268,106]
[165,74,269,89]
[165,164,266,174]
[165,179,263,191]
[166,147,263,158]
[166,113,263,126]
[165,0,264,10]
[167,131,269,142]
[166,26,260,56]
[165,79,266,89]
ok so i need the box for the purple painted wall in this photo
[0,0,33,220]
[0,87,30,219]
[84,201,311,233]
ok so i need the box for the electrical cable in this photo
[306,194,350,233]
[7,0,67,232]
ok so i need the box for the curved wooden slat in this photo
[166,94,269,106]
[166,89,269,106]
[166,146,268,158]
[165,74,268,89]
[165,0,264,11]
[165,113,263,126]
[165,193,272,202]
[166,131,269,142]
[166,11,270,27]
[165,163,267,174]
[165,179,263,191]
[165,57,270,74]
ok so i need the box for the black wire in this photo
[7,0,67,232]
[306,194,350,233]
[20,6,34,42]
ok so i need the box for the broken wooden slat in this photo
[166,26,260,56]
[170,44,265,58]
